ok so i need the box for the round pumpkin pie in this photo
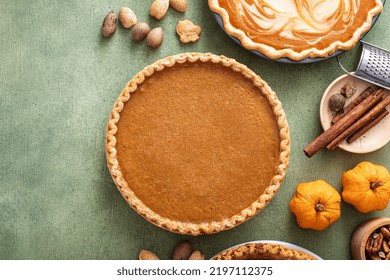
[212,242,318,260]
[209,0,383,61]
[106,53,290,235]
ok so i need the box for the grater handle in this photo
[336,55,354,75]
[336,52,390,91]
[336,46,367,78]
[336,55,363,81]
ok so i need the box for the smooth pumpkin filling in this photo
[218,0,379,52]
[115,61,280,223]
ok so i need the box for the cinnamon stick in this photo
[303,89,384,158]
[332,86,375,124]
[327,93,390,150]
[346,109,389,143]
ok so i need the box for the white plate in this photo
[320,73,390,154]
[211,240,322,260]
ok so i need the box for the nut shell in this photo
[101,11,117,37]
[118,7,137,29]
[189,250,205,260]
[150,0,169,20]
[132,22,150,42]
[176,19,201,43]
[147,27,163,48]
[170,0,187,12]
[139,249,160,260]
[172,240,192,260]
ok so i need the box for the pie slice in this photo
[106,53,290,235]
[209,0,384,61]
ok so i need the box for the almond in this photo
[189,250,205,260]
[150,0,169,20]
[118,7,137,29]
[169,0,187,12]
[139,249,160,260]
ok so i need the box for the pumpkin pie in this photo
[213,243,318,260]
[106,53,290,235]
[209,0,383,61]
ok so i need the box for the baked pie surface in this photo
[106,53,290,235]
[209,0,383,61]
[213,243,318,260]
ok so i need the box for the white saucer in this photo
[320,73,390,154]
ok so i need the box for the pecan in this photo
[383,241,390,254]
[369,253,381,260]
[380,227,390,240]
[365,236,375,253]
[372,233,384,253]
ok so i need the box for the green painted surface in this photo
[0,1,389,260]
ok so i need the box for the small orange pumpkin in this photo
[342,161,390,213]
[289,180,341,230]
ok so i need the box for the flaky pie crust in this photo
[106,53,290,235]
[208,0,384,61]
[213,243,318,260]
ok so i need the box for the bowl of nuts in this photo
[351,217,390,260]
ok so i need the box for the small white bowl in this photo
[320,73,390,154]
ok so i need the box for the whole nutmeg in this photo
[118,7,137,29]
[328,93,345,112]
[101,11,117,37]
[341,81,357,98]
[172,240,192,260]
[132,22,150,42]
[147,27,163,48]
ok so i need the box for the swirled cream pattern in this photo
[217,0,380,52]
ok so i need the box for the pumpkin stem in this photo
[370,181,383,189]
[315,203,326,212]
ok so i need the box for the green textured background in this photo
[0,1,389,260]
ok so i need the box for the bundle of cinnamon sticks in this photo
[304,86,390,158]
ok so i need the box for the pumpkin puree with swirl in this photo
[211,0,383,59]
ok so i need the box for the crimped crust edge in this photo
[105,53,290,235]
[208,0,384,61]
